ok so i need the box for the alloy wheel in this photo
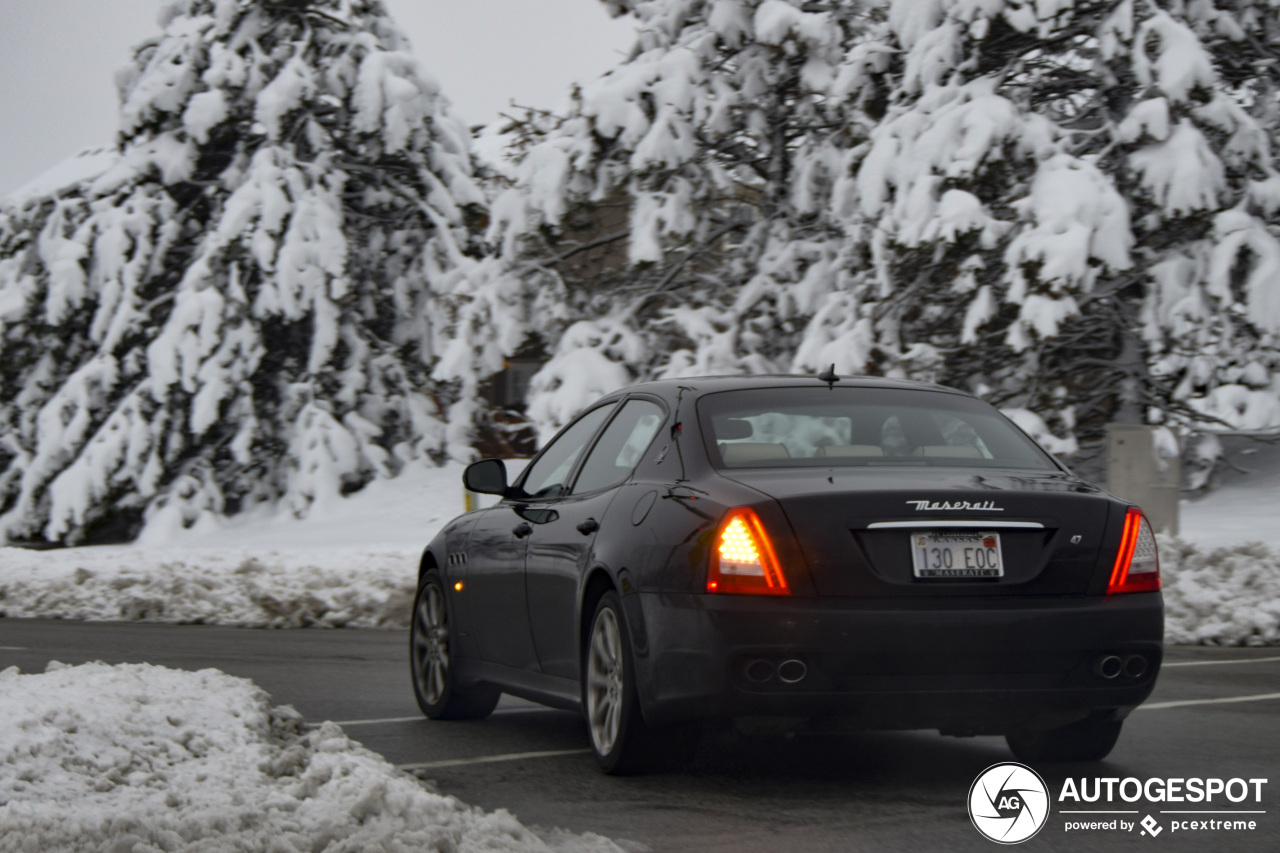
[586,605,624,755]
[413,582,450,706]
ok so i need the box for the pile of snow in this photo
[0,547,416,628]
[0,661,621,852]
[1,456,1277,644]
[1158,536,1280,646]
[0,459,518,628]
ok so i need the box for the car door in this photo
[523,398,668,680]
[464,503,539,671]
[468,403,618,671]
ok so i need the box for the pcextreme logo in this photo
[969,763,1051,844]
[968,767,1270,843]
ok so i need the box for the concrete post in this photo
[1105,424,1180,534]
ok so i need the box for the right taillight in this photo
[1107,508,1161,594]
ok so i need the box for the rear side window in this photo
[571,399,666,494]
[698,387,1055,470]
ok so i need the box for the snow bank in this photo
[3,535,1277,645]
[1159,535,1280,646]
[0,460,518,628]
[0,547,417,628]
[0,661,621,852]
[1,460,1276,644]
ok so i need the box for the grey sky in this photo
[0,0,634,196]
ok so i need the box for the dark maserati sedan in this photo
[410,374,1163,773]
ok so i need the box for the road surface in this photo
[2,619,1276,852]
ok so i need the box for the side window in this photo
[570,400,666,494]
[520,404,616,499]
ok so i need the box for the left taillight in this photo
[707,507,790,596]
[1107,507,1161,594]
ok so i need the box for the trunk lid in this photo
[723,467,1115,597]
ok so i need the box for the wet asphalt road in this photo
[1,618,1277,852]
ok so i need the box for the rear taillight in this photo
[1107,508,1161,594]
[707,508,790,595]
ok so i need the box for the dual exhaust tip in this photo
[1094,653,1148,680]
[748,654,1147,685]
[745,658,807,684]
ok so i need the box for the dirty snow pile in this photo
[0,661,622,853]
[0,460,513,629]
[0,547,417,628]
[1158,536,1280,646]
[1,456,1278,643]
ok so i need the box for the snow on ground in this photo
[1178,439,1280,550]
[137,459,481,553]
[0,547,416,628]
[0,455,1277,644]
[1162,440,1280,645]
[1159,536,1280,645]
[0,661,622,852]
[0,460,519,628]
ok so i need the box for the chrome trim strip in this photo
[866,520,1045,529]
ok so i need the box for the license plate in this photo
[911,531,1003,578]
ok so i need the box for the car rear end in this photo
[632,383,1163,741]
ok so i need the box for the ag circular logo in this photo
[969,762,1051,844]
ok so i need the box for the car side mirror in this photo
[464,459,509,496]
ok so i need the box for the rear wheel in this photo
[584,591,686,774]
[1006,715,1123,763]
[410,573,500,720]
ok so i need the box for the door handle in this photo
[576,518,600,535]
[512,522,533,538]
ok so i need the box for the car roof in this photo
[604,374,969,401]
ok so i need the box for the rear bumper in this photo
[628,591,1163,732]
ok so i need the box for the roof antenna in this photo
[671,385,694,481]
[817,364,840,389]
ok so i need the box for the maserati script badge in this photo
[906,500,1004,511]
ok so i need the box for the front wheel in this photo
[1006,715,1123,763]
[410,573,500,720]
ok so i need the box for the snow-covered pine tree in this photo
[0,0,483,544]
[482,0,1280,470]
[474,0,879,438]
[823,0,1280,462]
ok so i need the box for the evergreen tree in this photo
[846,0,1280,464]
[475,0,877,437]
[486,0,1280,467]
[0,0,483,543]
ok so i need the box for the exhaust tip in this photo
[1123,654,1148,679]
[1094,655,1123,680]
[745,659,775,683]
[777,659,807,684]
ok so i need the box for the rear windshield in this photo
[697,387,1057,470]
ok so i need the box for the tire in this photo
[1006,715,1123,763]
[410,572,500,720]
[583,591,680,774]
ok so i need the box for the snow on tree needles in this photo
[482,0,1280,461]
[0,0,485,544]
